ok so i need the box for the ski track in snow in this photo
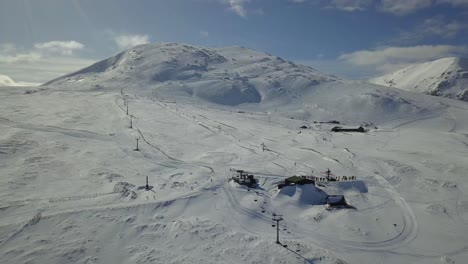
[113,95,215,176]
[447,108,458,133]
[0,116,111,141]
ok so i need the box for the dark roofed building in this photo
[331,126,365,132]
[285,176,315,186]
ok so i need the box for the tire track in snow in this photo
[276,151,420,251]
[220,181,298,240]
[298,147,341,164]
[389,109,443,129]
[454,188,468,225]
[154,100,260,155]
[447,108,458,133]
[155,98,318,175]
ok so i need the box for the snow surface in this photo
[370,57,468,101]
[1,43,468,264]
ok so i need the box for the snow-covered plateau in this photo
[1,43,468,264]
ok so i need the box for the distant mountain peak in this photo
[369,57,468,101]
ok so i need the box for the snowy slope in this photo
[369,57,468,101]
[1,44,468,264]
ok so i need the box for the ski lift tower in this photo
[272,214,284,244]
[322,168,336,181]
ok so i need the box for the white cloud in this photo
[0,56,96,84]
[226,0,250,17]
[0,43,41,63]
[437,0,468,5]
[0,52,42,63]
[419,16,467,38]
[0,42,95,84]
[114,34,150,50]
[325,0,373,11]
[0,43,17,54]
[379,0,432,15]
[34,40,84,55]
[379,0,468,15]
[200,30,210,37]
[304,0,373,11]
[339,45,468,74]
[395,16,468,43]
[307,0,468,14]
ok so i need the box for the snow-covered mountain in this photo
[0,74,18,86]
[369,57,468,101]
[44,43,339,105]
[0,74,40,87]
[2,43,468,264]
[44,43,444,124]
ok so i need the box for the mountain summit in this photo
[43,43,444,123]
[44,43,338,106]
[369,57,468,101]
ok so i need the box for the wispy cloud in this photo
[225,0,250,17]
[437,0,468,6]
[379,0,468,15]
[298,0,468,15]
[200,30,210,37]
[339,45,468,74]
[114,34,150,50]
[378,0,432,15]
[395,15,468,44]
[325,0,373,11]
[34,40,84,55]
[0,51,42,63]
[0,42,95,84]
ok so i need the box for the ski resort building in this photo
[278,176,315,189]
[331,126,366,132]
[233,170,258,187]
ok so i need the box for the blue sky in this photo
[1,0,468,84]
